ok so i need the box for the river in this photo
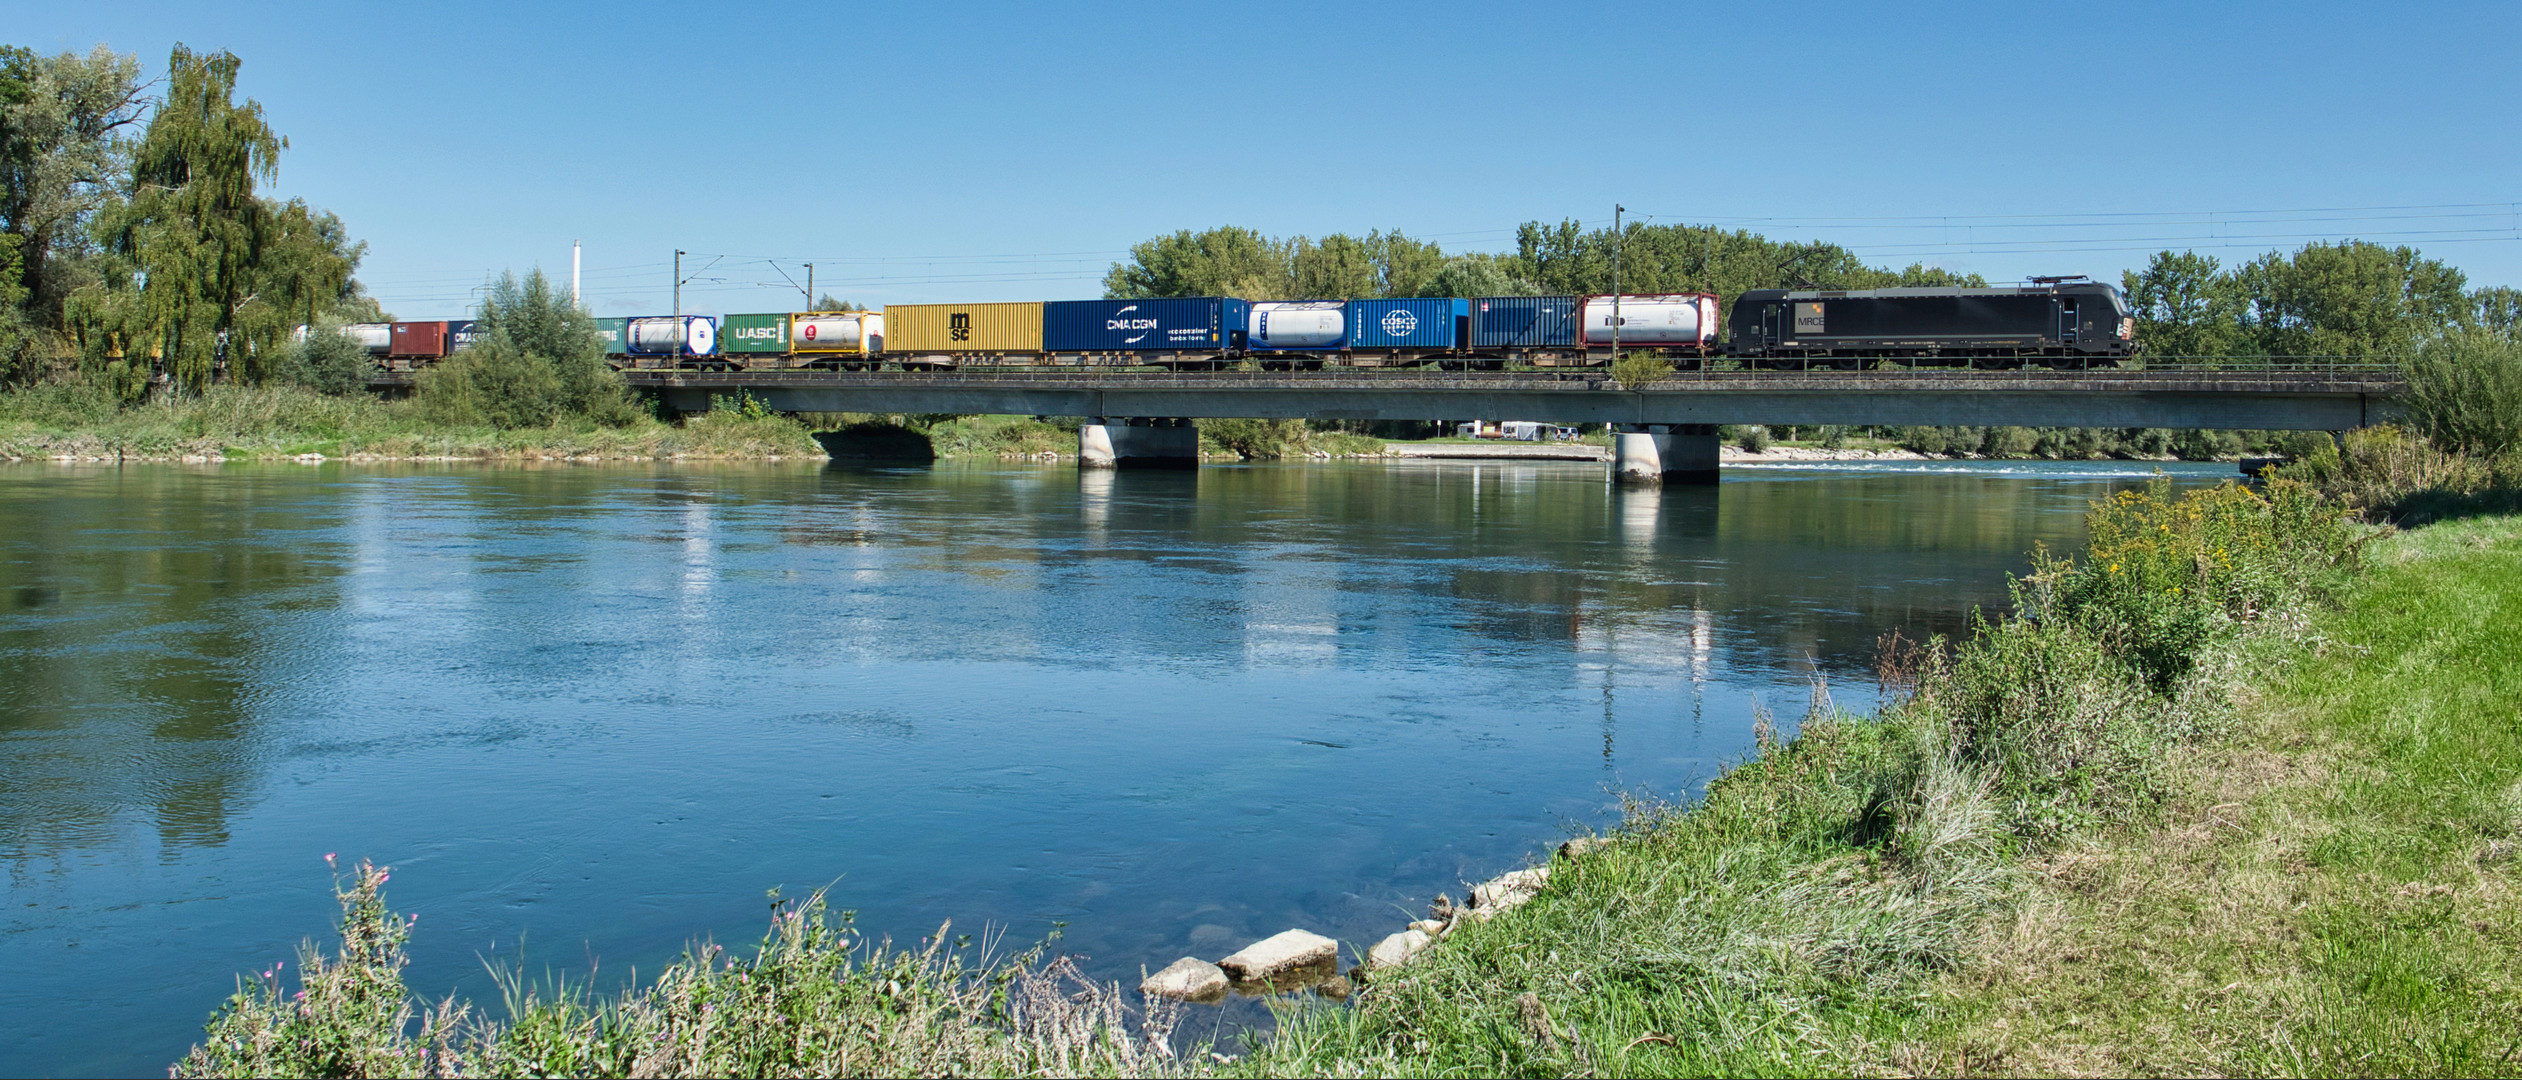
[0,457,2231,1075]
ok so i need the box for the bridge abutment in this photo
[1612,424,1720,485]
[1080,417,1199,469]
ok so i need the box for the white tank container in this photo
[629,316,718,356]
[1249,301,1345,348]
[345,323,393,353]
[792,313,866,352]
[1583,296,1705,344]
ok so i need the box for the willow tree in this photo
[79,45,354,393]
[0,45,147,385]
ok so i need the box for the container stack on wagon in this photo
[1044,297,1246,366]
[884,302,1043,365]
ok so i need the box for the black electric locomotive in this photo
[1726,278,2135,368]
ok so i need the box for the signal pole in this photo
[1611,204,1624,361]
[673,250,683,316]
[805,263,815,309]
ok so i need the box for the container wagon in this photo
[1726,281,2134,368]
[884,302,1043,367]
[721,313,793,369]
[624,315,720,368]
[1579,294,1720,367]
[792,311,884,369]
[594,317,630,358]
[1245,301,1347,366]
[1468,296,1581,364]
[1345,297,1468,365]
[1044,297,1247,367]
[387,321,448,370]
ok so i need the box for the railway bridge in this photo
[591,366,2402,483]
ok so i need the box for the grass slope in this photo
[1928,513,2522,1076]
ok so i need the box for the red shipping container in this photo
[390,321,448,358]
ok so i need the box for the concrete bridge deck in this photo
[586,368,2402,432]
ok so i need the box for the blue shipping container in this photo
[1348,298,1467,350]
[1469,296,1578,349]
[1044,298,1248,352]
[446,319,485,352]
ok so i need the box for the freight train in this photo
[348,278,2132,373]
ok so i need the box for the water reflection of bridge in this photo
[616,368,2400,481]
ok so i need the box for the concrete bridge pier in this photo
[1080,417,1200,469]
[1611,424,1720,485]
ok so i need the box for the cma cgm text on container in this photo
[1043,298,1248,354]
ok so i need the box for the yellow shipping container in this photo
[881,302,1043,354]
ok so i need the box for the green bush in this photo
[415,270,638,429]
[2402,327,2522,457]
[1734,424,1771,453]
[2280,425,2522,524]
[1609,351,1671,390]
[277,323,372,396]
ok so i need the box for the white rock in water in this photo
[1140,957,1228,1000]
[1218,929,1339,981]
[1470,866,1551,917]
[1367,928,1433,969]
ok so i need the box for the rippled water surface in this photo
[0,457,2230,1075]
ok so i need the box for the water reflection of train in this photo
[350,278,2134,373]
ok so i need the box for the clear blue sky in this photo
[17,1,2522,318]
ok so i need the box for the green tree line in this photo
[1109,224,2522,364]
[1103,221,1984,304]
[1,42,374,396]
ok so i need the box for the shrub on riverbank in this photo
[2277,425,2522,525]
[1197,418,1383,459]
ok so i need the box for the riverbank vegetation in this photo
[0,378,820,462]
[180,469,2522,1079]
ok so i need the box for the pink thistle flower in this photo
[324,853,336,865]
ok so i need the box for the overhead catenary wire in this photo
[359,199,2518,314]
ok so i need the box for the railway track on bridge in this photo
[596,367,2404,395]
[364,365,2403,432]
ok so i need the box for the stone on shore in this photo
[1218,929,1339,982]
[1410,918,1448,936]
[1367,928,1433,969]
[1469,866,1551,918]
[1140,957,1228,1001]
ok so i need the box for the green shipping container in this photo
[594,317,629,356]
[722,312,791,354]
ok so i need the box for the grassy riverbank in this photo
[0,383,823,461]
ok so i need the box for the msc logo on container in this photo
[949,312,971,342]
[1380,309,1418,337]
